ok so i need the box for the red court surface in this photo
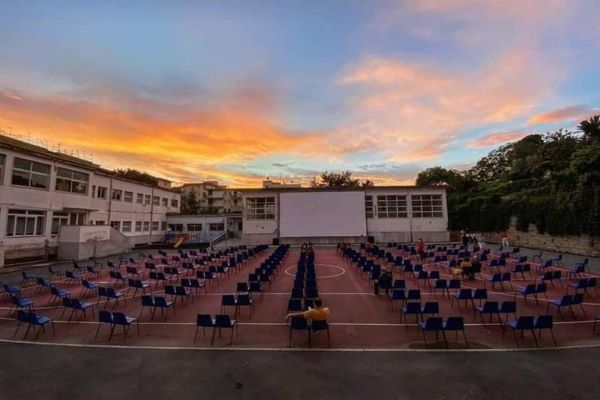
[1,247,599,350]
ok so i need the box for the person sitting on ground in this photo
[467,255,482,280]
[452,257,472,278]
[374,268,393,295]
[285,298,330,331]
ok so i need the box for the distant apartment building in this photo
[0,135,180,266]
[262,179,302,189]
[180,181,243,214]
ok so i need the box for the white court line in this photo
[2,337,600,353]
[0,317,597,327]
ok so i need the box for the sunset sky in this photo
[1,0,599,187]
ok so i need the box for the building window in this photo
[151,221,159,231]
[152,196,160,206]
[171,199,178,208]
[51,212,69,235]
[11,157,50,189]
[365,195,374,218]
[143,221,150,231]
[6,209,46,236]
[0,153,5,184]
[122,221,132,232]
[187,223,202,231]
[111,189,122,201]
[209,223,224,231]
[145,195,151,205]
[245,197,275,220]
[69,213,85,226]
[124,191,133,203]
[95,220,106,226]
[97,186,107,199]
[161,221,167,231]
[168,224,183,232]
[110,221,121,231]
[162,198,168,207]
[377,195,408,218]
[92,185,96,198]
[135,221,142,232]
[136,193,144,204]
[55,167,89,194]
[412,194,444,218]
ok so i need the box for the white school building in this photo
[238,187,449,245]
[0,135,180,266]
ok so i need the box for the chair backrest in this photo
[448,279,461,289]
[107,288,118,297]
[481,301,499,313]
[473,289,487,299]
[112,312,129,325]
[97,286,108,296]
[237,294,251,305]
[572,293,584,305]
[290,316,309,329]
[515,316,534,329]
[222,294,236,305]
[429,271,440,280]
[214,314,233,327]
[458,289,472,299]
[175,286,188,295]
[197,314,214,327]
[500,301,517,313]
[393,279,406,289]
[141,295,154,306]
[164,286,175,295]
[62,297,73,308]
[154,296,169,307]
[423,302,439,314]
[501,272,511,281]
[407,289,421,300]
[424,317,443,330]
[98,310,112,323]
[534,315,553,329]
[237,282,249,292]
[434,279,447,289]
[404,302,421,313]
[536,283,547,293]
[445,316,464,331]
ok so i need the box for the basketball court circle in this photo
[284,263,346,279]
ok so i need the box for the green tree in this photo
[578,115,600,143]
[311,171,373,188]
[114,169,159,186]
[181,189,200,214]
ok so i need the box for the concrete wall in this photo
[481,217,600,257]
[58,225,131,261]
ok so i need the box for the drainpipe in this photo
[107,176,113,225]
[149,187,154,245]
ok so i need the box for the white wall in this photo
[0,145,181,263]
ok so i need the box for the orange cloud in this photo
[528,105,597,125]
[337,48,557,163]
[467,131,526,149]
[0,86,327,186]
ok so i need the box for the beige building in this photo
[180,181,243,214]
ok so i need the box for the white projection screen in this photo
[280,191,367,237]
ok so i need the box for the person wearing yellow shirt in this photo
[285,298,331,326]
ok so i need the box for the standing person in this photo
[462,230,469,247]
[500,231,509,248]
[477,234,485,252]
[374,268,393,295]
[416,238,425,257]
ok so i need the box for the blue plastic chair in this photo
[419,317,446,347]
[388,289,406,310]
[452,289,472,307]
[289,316,310,347]
[534,315,557,346]
[547,295,573,318]
[236,294,253,317]
[111,312,139,341]
[402,302,422,327]
[474,301,500,326]
[195,314,216,342]
[49,286,70,305]
[15,310,55,339]
[443,317,469,348]
[95,310,113,339]
[504,316,537,347]
[8,294,34,315]
[221,295,237,315]
[212,314,238,345]
[153,296,175,320]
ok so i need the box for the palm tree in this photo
[578,115,600,143]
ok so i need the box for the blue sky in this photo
[0,0,599,186]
